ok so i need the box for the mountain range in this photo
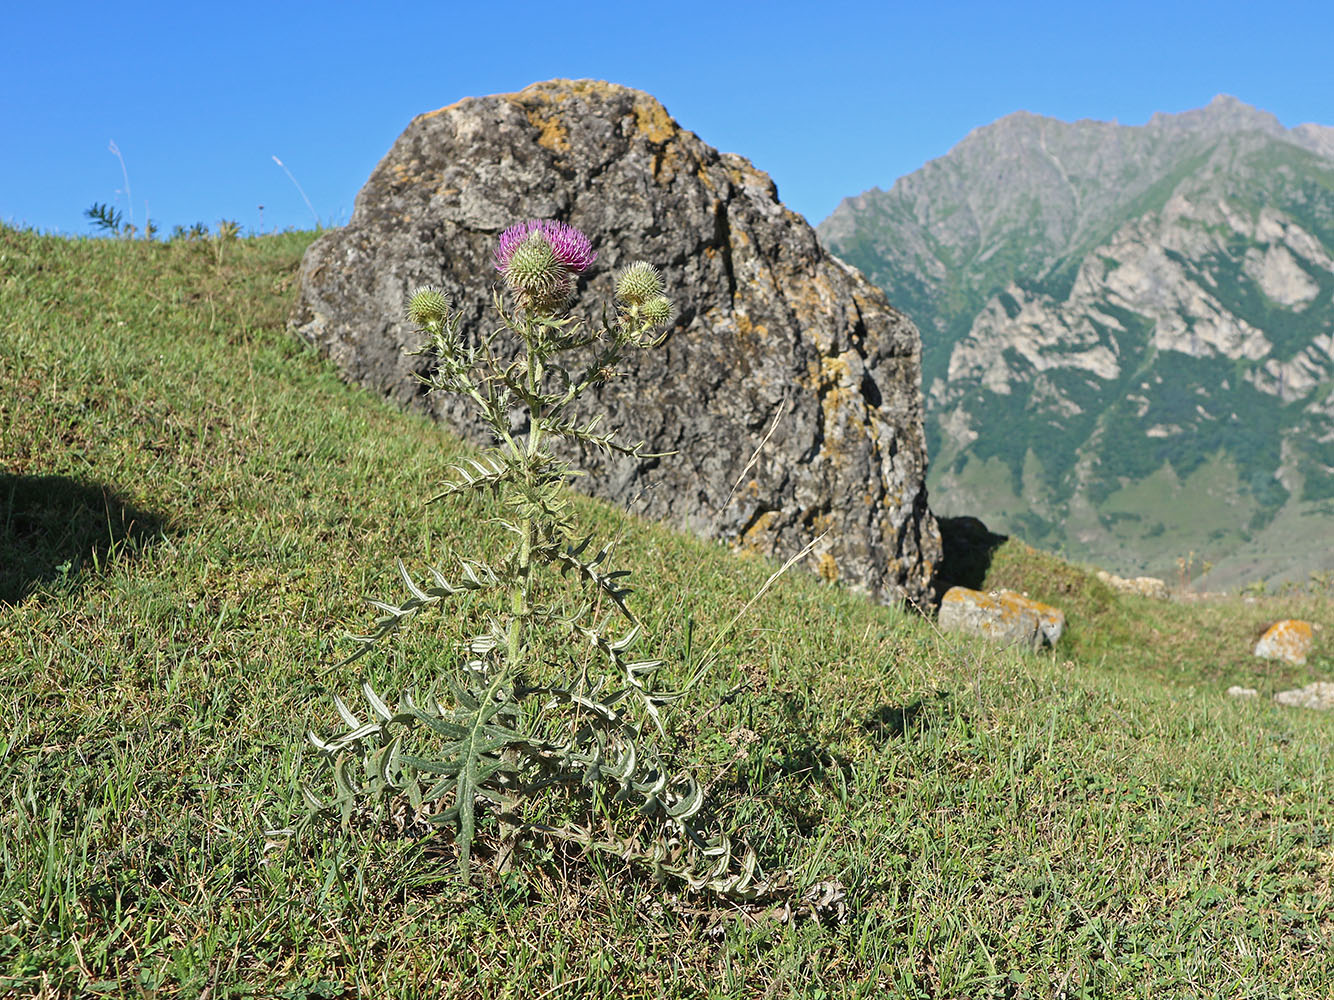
[818,96,1334,588]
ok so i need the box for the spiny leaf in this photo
[339,559,497,666]
[535,535,638,623]
[397,754,463,777]
[333,694,361,729]
[665,779,704,821]
[427,456,512,502]
[397,559,431,603]
[361,681,395,724]
[300,785,326,812]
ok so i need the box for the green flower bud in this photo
[407,285,450,326]
[640,295,674,327]
[615,261,663,306]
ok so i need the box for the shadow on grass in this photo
[0,474,171,604]
[862,692,952,745]
[936,515,1008,591]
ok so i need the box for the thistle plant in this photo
[298,219,764,899]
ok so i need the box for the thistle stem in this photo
[498,317,541,873]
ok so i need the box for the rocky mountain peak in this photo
[818,96,1334,588]
[1292,121,1334,159]
[1148,94,1286,137]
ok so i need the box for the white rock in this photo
[1243,244,1320,308]
[1273,682,1334,710]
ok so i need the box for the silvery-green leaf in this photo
[361,682,394,723]
[340,722,386,744]
[300,785,326,812]
[609,625,642,652]
[333,759,356,797]
[397,560,430,603]
[422,775,454,802]
[427,803,462,827]
[333,694,361,730]
[416,714,469,740]
[397,754,462,776]
[665,780,704,822]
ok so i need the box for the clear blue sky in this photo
[4,1,1331,236]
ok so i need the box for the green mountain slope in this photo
[819,96,1334,587]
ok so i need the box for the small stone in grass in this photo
[1254,619,1319,665]
[938,586,1065,651]
[1273,682,1334,710]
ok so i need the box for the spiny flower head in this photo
[406,285,450,327]
[495,219,596,274]
[501,232,576,313]
[615,261,663,307]
[639,295,674,328]
[505,234,562,294]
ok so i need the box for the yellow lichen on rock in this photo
[388,159,439,192]
[820,354,851,383]
[734,314,770,342]
[526,109,571,153]
[506,80,677,155]
[508,81,583,153]
[419,97,470,120]
[938,586,1066,650]
[650,143,684,181]
[1255,619,1319,665]
[817,552,839,582]
[519,79,625,102]
[739,509,779,550]
[633,97,678,144]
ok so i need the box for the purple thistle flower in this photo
[495,219,596,274]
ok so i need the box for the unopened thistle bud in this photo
[640,295,674,327]
[407,285,450,327]
[615,261,663,307]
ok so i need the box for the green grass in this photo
[3,225,1334,998]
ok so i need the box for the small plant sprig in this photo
[86,141,158,239]
[298,220,766,898]
[169,222,211,242]
[84,202,133,238]
[213,219,241,265]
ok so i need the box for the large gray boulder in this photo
[290,79,941,604]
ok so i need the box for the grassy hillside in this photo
[3,225,1334,998]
